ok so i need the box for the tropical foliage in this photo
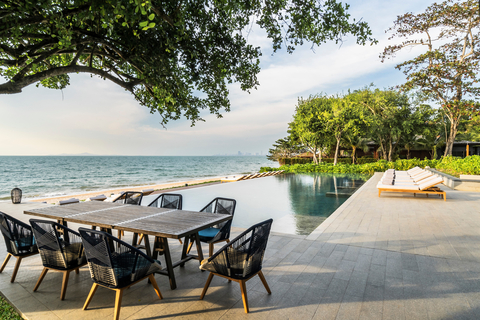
[261,156,480,177]
[381,0,480,155]
[0,0,375,125]
[262,156,480,176]
[278,88,437,165]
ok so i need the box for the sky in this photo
[0,0,432,156]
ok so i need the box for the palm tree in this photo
[342,134,369,164]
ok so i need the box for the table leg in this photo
[160,237,176,290]
[132,233,139,247]
[143,235,152,257]
[180,236,189,267]
[194,233,204,264]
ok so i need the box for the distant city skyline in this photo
[0,0,428,156]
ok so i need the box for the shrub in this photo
[260,158,442,175]
[435,155,480,177]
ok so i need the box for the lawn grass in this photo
[0,295,23,320]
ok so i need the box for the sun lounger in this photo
[88,194,107,201]
[59,198,79,205]
[221,175,245,183]
[377,176,445,200]
[142,189,155,196]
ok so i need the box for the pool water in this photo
[142,173,371,235]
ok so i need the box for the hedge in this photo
[260,156,480,176]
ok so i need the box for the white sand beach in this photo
[26,177,223,204]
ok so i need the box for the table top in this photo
[24,201,232,239]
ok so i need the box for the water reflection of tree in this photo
[283,173,370,235]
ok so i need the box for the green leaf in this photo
[139,21,148,27]
[148,13,155,20]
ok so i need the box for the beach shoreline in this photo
[24,176,229,204]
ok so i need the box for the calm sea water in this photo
[0,156,277,200]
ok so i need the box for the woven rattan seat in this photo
[0,212,39,282]
[79,228,163,320]
[30,219,87,300]
[199,219,273,313]
[186,197,236,257]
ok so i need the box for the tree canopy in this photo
[381,0,480,155]
[0,0,375,125]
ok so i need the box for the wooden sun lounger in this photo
[377,176,446,201]
[142,189,155,196]
[221,175,245,183]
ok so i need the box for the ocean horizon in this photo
[0,155,278,200]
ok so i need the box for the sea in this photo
[0,156,278,200]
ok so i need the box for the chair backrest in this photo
[148,193,183,209]
[78,228,160,288]
[200,197,236,239]
[210,219,273,279]
[113,191,143,205]
[0,211,37,256]
[30,219,85,270]
[200,197,236,215]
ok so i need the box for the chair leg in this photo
[148,274,163,299]
[258,271,271,294]
[137,234,144,245]
[0,253,12,273]
[60,270,70,300]
[186,236,194,254]
[114,289,124,320]
[10,256,23,283]
[239,280,249,313]
[83,283,99,310]
[33,267,49,292]
[199,273,214,300]
[209,243,214,257]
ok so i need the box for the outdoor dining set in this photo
[0,192,273,319]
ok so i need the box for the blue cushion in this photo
[15,236,35,248]
[198,228,219,241]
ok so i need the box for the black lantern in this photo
[11,188,22,204]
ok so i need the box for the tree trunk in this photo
[309,145,318,164]
[444,120,458,156]
[388,139,393,162]
[352,146,357,165]
[333,135,341,166]
[406,147,410,160]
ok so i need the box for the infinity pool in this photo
[143,173,371,235]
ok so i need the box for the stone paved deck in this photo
[1,172,480,319]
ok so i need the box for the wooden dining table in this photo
[24,201,232,290]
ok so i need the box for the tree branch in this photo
[0,65,143,94]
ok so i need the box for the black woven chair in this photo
[112,191,143,239]
[137,193,183,246]
[186,197,236,257]
[112,191,143,205]
[147,193,183,209]
[199,219,273,313]
[78,228,163,320]
[30,219,87,300]
[0,212,38,282]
